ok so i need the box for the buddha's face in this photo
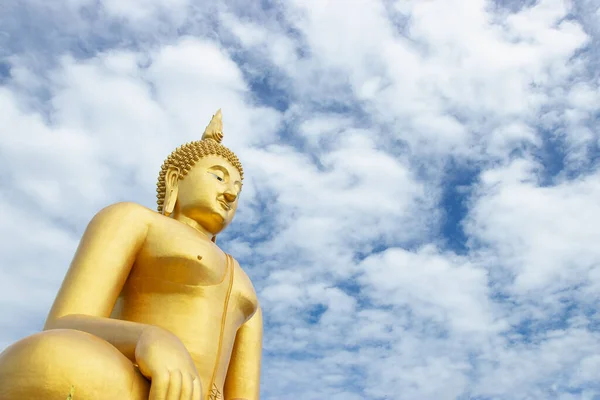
[172,154,242,235]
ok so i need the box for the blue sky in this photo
[1,0,600,399]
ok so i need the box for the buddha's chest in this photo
[135,225,228,286]
[123,222,258,322]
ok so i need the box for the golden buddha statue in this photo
[0,110,262,400]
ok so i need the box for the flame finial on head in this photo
[202,109,224,143]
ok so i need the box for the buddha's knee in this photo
[0,329,149,399]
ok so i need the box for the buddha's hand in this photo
[135,326,202,400]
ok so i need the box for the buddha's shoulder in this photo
[94,202,157,224]
[230,256,260,316]
[231,257,258,295]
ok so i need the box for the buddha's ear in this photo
[163,166,180,217]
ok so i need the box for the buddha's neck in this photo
[170,211,215,241]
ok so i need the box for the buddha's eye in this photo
[208,172,224,182]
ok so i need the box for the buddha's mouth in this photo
[218,200,231,211]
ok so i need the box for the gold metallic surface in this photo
[0,111,262,400]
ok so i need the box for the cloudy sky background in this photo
[1,0,600,398]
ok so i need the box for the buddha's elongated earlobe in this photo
[163,167,180,217]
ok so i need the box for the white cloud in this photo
[467,158,600,294]
[360,246,500,335]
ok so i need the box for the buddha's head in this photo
[156,110,243,237]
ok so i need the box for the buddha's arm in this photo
[43,202,153,361]
[223,306,263,400]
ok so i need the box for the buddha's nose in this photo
[223,191,237,203]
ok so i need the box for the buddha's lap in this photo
[0,329,150,399]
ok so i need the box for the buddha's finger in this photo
[166,369,183,400]
[149,369,170,400]
[192,376,202,400]
[179,373,194,400]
